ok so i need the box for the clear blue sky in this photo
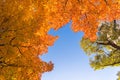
[41,22,120,80]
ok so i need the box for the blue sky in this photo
[41,22,120,80]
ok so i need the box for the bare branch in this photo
[9,37,16,46]
[96,40,120,50]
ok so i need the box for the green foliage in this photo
[80,38,104,55]
[80,21,120,70]
[117,72,120,80]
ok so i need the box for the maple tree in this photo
[47,0,120,71]
[0,0,57,80]
[1,0,120,80]
[47,0,120,41]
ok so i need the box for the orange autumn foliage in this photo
[0,0,56,80]
[46,0,120,41]
[0,0,120,80]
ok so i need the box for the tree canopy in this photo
[0,0,55,79]
[47,0,120,41]
[0,0,120,80]
[80,20,120,70]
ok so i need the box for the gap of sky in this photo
[41,22,120,80]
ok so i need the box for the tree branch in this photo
[6,63,30,67]
[96,40,120,50]
[0,44,5,46]
[64,0,69,10]
[9,37,16,46]
[113,20,116,30]
[104,0,108,5]
[0,61,30,67]
[99,60,120,68]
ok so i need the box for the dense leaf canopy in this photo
[80,21,120,70]
[0,0,55,79]
[0,0,120,80]
[47,0,120,41]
